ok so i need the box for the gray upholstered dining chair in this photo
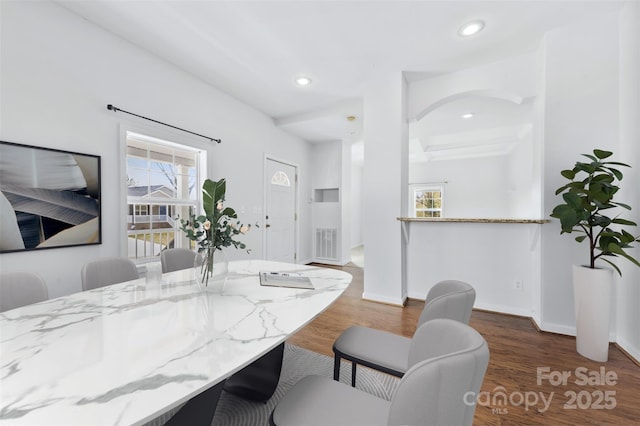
[81,257,139,291]
[160,248,196,273]
[333,279,476,386]
[271,318,489,426]
[0,271,49,312]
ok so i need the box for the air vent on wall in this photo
[315,228,338,261]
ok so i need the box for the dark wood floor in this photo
[288,263,640,425]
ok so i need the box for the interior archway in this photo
[408,90,538,219]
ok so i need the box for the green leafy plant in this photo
[550,149,640,275]
[180,178,252,252]
[179,178,253,284]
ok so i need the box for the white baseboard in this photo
[362,291,407,307]
[536,320,619,344]
[615,335,640,364]
[531,310,542,329]
[311,258,349,266]
[406,294,535,319]
[473,301,533,318]
[537,320,576,337]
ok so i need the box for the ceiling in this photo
[410,95,534,162]
[58,0,622,152]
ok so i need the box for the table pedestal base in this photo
[224,343,285,402]
[165,380,225,426]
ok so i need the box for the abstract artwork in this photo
[0,141,101,253]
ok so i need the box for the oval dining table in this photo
[0,260,352,425]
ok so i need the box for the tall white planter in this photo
[572,265,613,362]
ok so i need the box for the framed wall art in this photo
[0,141,102,253]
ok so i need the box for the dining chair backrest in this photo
[160,248,196,273]
[0,272,49,312]
[81,257,139,291]
[417,280,476,327]
[390,318,489,426]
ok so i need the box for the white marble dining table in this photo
[0,260,352,425]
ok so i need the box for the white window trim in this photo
[119,122,209,262]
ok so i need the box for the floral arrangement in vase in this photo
[179,178,253,286]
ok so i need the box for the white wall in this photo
[311,142,342,190]
[405,54,541,305]
[405,222,538,317]
[340,140,352,264]
[403,7,638,363]
[538,6,640,363]
[410,155,509,218]
[0,1,313,297]
[506,136,536,217]
[540,11,621,336]
[616,0,640,360]
[408,53,540,219]
[362,72,408,305]
[350,164,363,248]
[310,141,351,264]
[408,53,538,120]
[408,138,535,219]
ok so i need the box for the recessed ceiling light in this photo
[458,20,485,37]
[295,76,312,86]
[461,113,474,119]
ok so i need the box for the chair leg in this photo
[333,354,341,381]
[351,362,357,387]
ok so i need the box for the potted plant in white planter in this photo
[551,149,640,362]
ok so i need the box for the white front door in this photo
[265,158,297,262]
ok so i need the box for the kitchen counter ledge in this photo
[397,217,549,224]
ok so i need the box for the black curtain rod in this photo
[107,104,221,144]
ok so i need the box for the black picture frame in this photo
[0,141,102,253]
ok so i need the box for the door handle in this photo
[266,224,271,228]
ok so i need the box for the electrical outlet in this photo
[513,280,523,291]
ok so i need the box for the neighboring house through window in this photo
[409,184,443,218]
[125,131,203,260]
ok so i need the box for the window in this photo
[125,131,203,260]
[271,170,291,187]
[134,205,148,216]
[410,185,443,218]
